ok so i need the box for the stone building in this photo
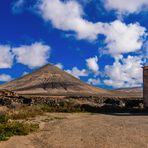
[143,66,148,108]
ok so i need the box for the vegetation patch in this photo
[9,106,44,120]
[38,101,83,113]
[0,114,39,141]
[0,114,9,124]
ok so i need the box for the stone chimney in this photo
[143,66,148,108]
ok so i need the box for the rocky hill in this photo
[0,64,112,97]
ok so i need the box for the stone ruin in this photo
[143,66,148,108]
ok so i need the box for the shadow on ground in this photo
[81,104,148,115]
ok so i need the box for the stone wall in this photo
[143,67,148,108]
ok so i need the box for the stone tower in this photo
[143,66,148,108]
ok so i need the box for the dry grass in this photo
[8,106,44,120]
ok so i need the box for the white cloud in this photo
[0,45,14,68]
[66,67,88,78]
[104,55,143,88]
[0,74,13,82]
[104,0,148,15]
[102,20,146,56]
[12,42,51,69]
[88,78,100,85]
[55,63,64,69]
[22,71,29,76]
[37,1,146,56]
[37,0,104,40]
[12,0,25,13]
[86,56,99,74]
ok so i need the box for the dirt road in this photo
[0,113,148,148]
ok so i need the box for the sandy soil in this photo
[0,113,148,148]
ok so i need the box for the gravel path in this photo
[0,113,148,148]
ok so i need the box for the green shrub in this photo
[0,107,39,141]
[38,101,82,113]
[0,121,39,141]
[0,115,9,124]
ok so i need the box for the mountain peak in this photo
[0,64,111,96]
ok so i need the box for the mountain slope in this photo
[113,87,143,97]
[0,64,112,96]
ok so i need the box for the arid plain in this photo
[0,112,148,148]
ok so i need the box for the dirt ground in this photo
[0,113,148,148]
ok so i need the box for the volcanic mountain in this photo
[0,64,112,96]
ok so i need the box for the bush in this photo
[39,101,82,113]
[0,110,39,141]
[0,115,9,124]
[0,121,39,141]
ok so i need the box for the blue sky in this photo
[0,0,148,89]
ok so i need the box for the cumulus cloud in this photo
[12,0,25,13]
[37,0,105,40]
[0,74,13,82]
[37,0,146,56]
[12,42,51,69]
[66,67,88,78]
[104,0,148,15]
[104,55,143,88]
[22,71,29,76]
[55,63,64,69]
[0,45,14,68]
[102,20,146,56]
[86,56,99,75]
[88,78,100,85]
